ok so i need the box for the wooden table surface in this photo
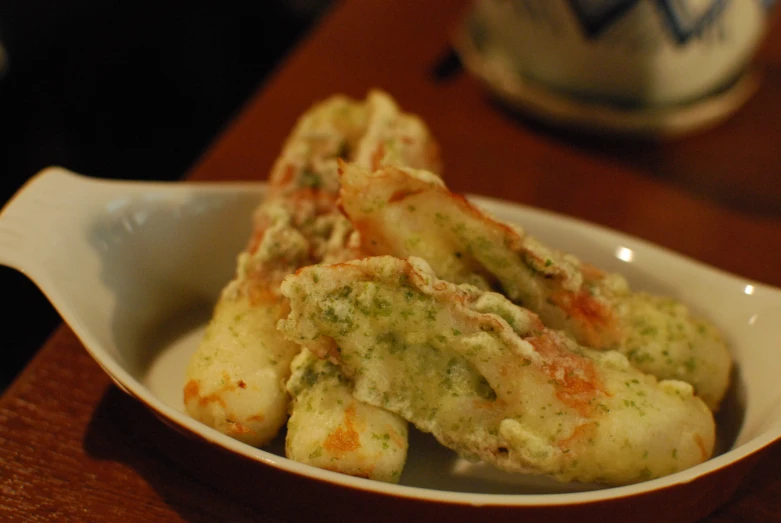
[2,1,780,521]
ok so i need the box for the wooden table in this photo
[2,1,780,521]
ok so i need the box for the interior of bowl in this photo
[86,187,259,379]
[59,183,781,498]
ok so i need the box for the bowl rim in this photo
[20,173,781,508]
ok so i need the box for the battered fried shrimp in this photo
[337,163,731,410]
[279,256,716,486]
[286,349,408,483]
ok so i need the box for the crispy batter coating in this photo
[185,91,441,469]
[184,95,366,446]
[279,256,716,485]
[286,349,408,482]
[279,92,440,475]
[338,163,731,410]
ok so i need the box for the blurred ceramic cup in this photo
[457,0,777,135]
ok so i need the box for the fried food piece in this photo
[351,91,442,173]
[185,91,441,458]
[184,95,367,446]
[184,186,356,445]
[285,348,408,483]
[338,163,731,410]
[279,256,716,485]
[184,292,298,445]
[279,91,441,473]
[267,90,441,198]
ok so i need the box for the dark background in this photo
[0,1,333,390]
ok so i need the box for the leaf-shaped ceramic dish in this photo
[2,167,780,522]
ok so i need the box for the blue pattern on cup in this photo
[566,0,641,36]
[567,0,770,44]
[656,0,728,44]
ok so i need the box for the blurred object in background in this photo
[0,35,7,77]
[455,0,777,138]
[0,0,333,391]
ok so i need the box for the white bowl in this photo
[2,167,780,522]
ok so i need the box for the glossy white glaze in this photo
[1,166,780,507]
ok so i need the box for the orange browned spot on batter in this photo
[246,225,268,255]
[557,422,597,452]
[304,335,342,364]
[471,397,506,412]
[388,188,425,203]
[370,143,386,170]
[245,283,282,306]
[247,414,266,422]
[238,380,247,389]
[198,391,227,409]
[694,433,710,461]
[529,333,606,417]
[323,404,362,453]
[386,426,406,449]
[452,292,468,306]
[184,372,242,410]
[551,290,618,349]
[580,263,606,282]
[230,421,254,435]
[183,380,200,405]
[271,163,296,188]
[336,157,349,176]
[183,379,227,409]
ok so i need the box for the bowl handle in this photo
[0,167,96,273]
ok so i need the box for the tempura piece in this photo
[184,95,368,446]
[285,349,408,482]
[281,91,441,473]
[338,163,731,410]
[185,90,441,459]
[351,91,442,173]
[279,256,716,486]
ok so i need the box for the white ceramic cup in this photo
[471,0,774,106]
